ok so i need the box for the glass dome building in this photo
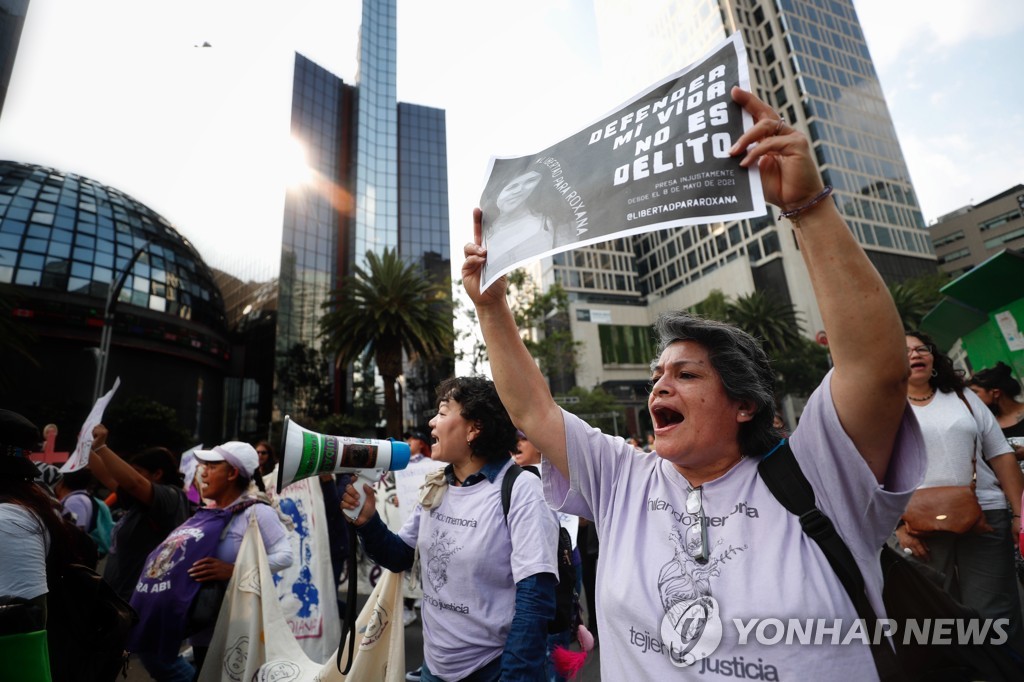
[0,160,230,445]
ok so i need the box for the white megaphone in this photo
[278,415,411,519]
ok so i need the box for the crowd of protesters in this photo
[5,85,1024,682]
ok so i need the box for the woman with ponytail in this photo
[969,361,1024,454]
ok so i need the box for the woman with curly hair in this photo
[896,330,1024,654]
[343,376,558,682]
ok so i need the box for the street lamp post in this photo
[91,237,162,403]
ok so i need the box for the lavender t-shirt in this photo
[399,459,557,681]
[543,371,925,681]
[61,490,93,531]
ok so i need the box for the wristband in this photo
[779,185,833,221]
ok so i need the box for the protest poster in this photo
[480,32,765,291]
[272,476,343,664]
[61,377,120,472]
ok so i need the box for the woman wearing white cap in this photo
[128,441,293,681]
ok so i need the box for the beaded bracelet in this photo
[779,185,833,221]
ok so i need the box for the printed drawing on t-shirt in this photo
[426,528,462,592]
[145,531,193,579]
[656,521,746,666]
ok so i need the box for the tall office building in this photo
[541,0,935,433]
[275,0,451,427]
[0,0,30,116]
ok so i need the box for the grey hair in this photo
[653,311,781,456]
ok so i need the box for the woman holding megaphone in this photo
[342,376,559,682]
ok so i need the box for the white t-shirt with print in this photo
[399,459,558,681]
[543,371,925,681]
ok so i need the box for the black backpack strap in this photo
[759,440,903,681]
[501,463,524,524]
[88,495,100,533]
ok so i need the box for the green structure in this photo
[921,249,1024,380]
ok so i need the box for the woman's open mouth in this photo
[651,404,685,431]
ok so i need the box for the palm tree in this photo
[319,248,454,438]
[690,288,730,322]
[726,291,804,354]
[693,289,828,398]
[889,273,946,330]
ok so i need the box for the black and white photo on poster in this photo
[479,32,766,292]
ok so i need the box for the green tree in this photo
[691,289,827,399]
[316,412,377,439]
[725,291,804,354]
[560,385,626,436]
[771,337,832,399]
[690,288,730,322]
[105,397,192,454]
[506,270,581,387]
[319,248,454,439]
[452,291,488,375]
[276,342,334,424]
[454,271,581,390]
[889,271,948,330]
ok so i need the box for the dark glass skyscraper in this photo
[276,0,451,427]
[353,0,399,265]
[0,0,30,116]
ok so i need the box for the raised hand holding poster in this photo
[480,32,765,291]
[61,377,120,472]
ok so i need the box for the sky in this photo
[1,0,1022,283]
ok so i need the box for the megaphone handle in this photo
[343,470,384,520]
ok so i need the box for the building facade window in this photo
[932,230,965,248]
[978,209,1021,232]
[983,227,1024,250]
[937,247,971,264]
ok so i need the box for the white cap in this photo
[194,441,259,478]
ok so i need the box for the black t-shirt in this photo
[1002,418,1024,440]
[102,483,191,602]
